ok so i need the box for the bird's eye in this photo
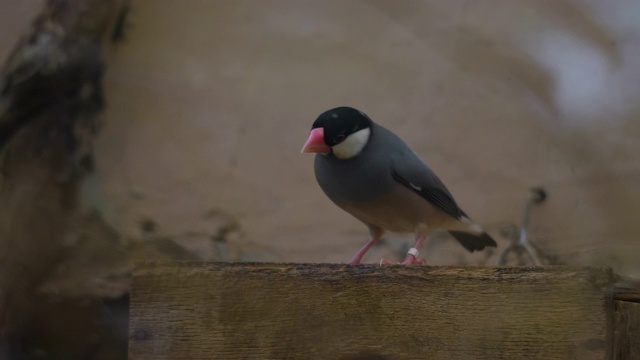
[334,134,346,144]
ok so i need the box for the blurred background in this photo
[1,0,639,358]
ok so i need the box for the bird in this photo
[301,106,497,265]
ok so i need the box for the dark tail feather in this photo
[448,231,497,252]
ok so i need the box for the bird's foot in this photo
[401,253,426,265]
[379,248,426,266]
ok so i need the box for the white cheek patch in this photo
[332,128,371,159]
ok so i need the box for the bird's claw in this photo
[379,254,426,266]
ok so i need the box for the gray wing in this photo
[369,123,467,221]
[389,147,466,221]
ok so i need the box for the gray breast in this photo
[314,155,393,204]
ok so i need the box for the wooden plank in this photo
[130,263,613,359]
[613,276,640,302]
[613,301,640,360]
[129,263,613,360]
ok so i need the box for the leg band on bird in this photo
[407,247,419,257]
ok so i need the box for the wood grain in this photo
[613,301,640,360]
[130,263,615,360]
[613,276,640,302]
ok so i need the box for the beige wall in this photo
[0,0,43,61]
[62,1,640,277]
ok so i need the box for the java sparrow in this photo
[301,106,497,265]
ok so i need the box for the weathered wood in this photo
[0,0,127,357]
[613,301,640,360]
[0,0,123,147]
[130,263,617,360]
[613,276,640,302]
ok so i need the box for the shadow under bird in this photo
[301,106,497,265]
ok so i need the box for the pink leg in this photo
[380,236,427,266]
[348,229,383,264]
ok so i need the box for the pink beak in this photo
[301,127,331,154]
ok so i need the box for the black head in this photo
[311,107,373,147]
